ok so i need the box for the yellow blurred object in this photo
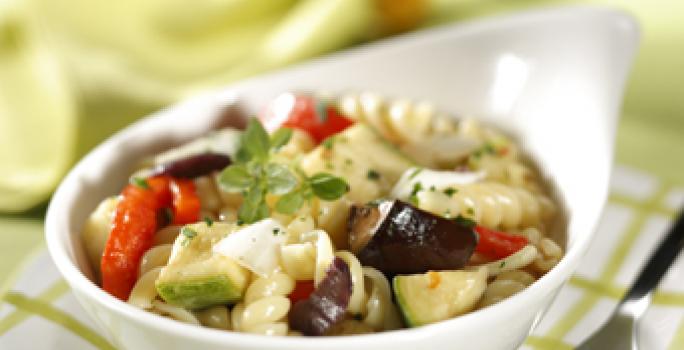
[0,1,77,212]
[375,0,428,35]
[0,0,431,213]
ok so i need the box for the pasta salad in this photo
[82,92,564,336]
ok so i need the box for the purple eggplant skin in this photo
[288,257,352,336]
[349,200,478,275]
[151,153,231,178]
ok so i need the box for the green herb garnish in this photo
[203,217,214,227]
[181,226,198,247]
[472,142,497,159]
[408,168,423,179]
[270,128,293,151]
[322,136,335,150]
[454,215,476,229]
[130,177,149,189]
[409,182,423,206]
[367,169,381,181]
[218,119,349,224]
[443,187,457,197]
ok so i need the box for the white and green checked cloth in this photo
[0,164,681,350]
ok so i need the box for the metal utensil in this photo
[577,210,684,349]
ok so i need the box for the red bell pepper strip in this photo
[288,280,316,304]
[170,178,201,225]
[101,175,201,300]
[474,225,528,260]
[260,93,355,144]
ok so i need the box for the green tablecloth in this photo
[1,0,683,348]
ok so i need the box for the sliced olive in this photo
[288,257,352,336]
[152,153,231,178]
[348,200,478,274]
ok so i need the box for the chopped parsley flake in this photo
[130,177,149,189]
[409,182,423,205]
[429,185,436,192]
[272,228,282,235]
[500,261,506,268]
[467,207,475,215]
[322,136,335,150]
[472,142,497,159]
[367,169,381,181]
[443,187,457,197]
[180,226,198,247]
[408,168,423,179]
[203,217,214,227]
[454,215,476,229]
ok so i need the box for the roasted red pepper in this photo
[260,93,355,144]
[170,178,201,225]
[474,225,528,260]
[101,175,201,300]
[288,280,316,304]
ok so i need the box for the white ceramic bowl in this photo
[46,6,639,350]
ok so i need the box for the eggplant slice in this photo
[288,257,352,336]
[348,200,478,274]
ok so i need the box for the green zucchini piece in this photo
[156,222,249,309]
[393,267,487,327]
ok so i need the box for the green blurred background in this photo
[1,0,683,284]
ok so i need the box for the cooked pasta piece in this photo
[478,270,536,308]
[82,196,118,281]
[153,225,181,246]
[151,300,201,325]
[299,230,335,287]
[482,245,539,276]
[335,251,366,316]
[194,175,223,213]
[362,267,402,331]
[128,267,162,309]
[243,273,295,305]
[416,182,555,230]
[533,238,563,273]
[139,244,172,276]
[196,305,231,330]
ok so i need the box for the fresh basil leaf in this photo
[242,118,271,161]
[265,163,298,195]
[238,184,269,224]
[309,173,349,200]
[235,146,252,163]
[270,128,293,151]
[275,190,305,215]
[218,164,253,192]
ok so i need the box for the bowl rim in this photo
[44,4,639,347]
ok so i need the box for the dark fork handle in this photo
[623,210,684,303]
